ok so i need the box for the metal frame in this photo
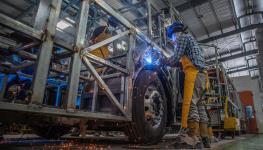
[198,23,263,43]
[203,44,241,128]
[0,0,172,122]
[31,0,63,104]
[65,0,90,111]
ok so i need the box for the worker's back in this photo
[179,34,206,70]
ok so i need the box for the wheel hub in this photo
[144,84,164,128]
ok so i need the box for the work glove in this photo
[162,58,182,68]
[162,58,170,66]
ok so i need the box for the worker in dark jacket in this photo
[164,21,211,148]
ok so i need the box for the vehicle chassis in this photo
[0,0,175,125]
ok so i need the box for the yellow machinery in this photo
[223,97,240,138]
[90,26,111,59]
[90,26,111,73]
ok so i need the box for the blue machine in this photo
[0,73,82,108]
[0,46,82,108]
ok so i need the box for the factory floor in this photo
[217,134,263,150]
[0,134,262,149]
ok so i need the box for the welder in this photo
[164,21,211,148]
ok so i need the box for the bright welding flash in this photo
[145,56,152,64]
[171,33,177,47]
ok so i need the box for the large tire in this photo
[31,125,70,139]
[125,70,167,144]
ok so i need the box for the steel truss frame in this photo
[0,0,169,122]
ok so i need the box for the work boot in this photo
[202,137,211,148]
[187,122,203,149]
[173,129,196,149]
[188,121,200,138]
[200,122,211,148]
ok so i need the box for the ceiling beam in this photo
[207,49,258,63]
[1,0,25,12]
[208,0,223,34]
[192,6,210,37]
[227,65,247,71]
[227,65,258,74]
[175,0,208,12]
[198,23,263,43]
[118,1,145,13]
[206,47,242,60]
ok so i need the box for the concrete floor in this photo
[217,134,263,150]
[0,134,262,149]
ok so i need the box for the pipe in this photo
[6,61,35,73]
[10,41,40,52]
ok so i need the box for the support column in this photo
[125,34,135,117]
[0,74,8,100]
[34,0,52,31]
[31,0,62,104]
[147,0,152,38]
[91,82,98,112]
[66,0,90,111]
[55,86,61,107]
[256,27,263,89]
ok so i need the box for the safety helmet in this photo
[166,21,185,39]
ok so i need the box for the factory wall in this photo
[232,76,263,133]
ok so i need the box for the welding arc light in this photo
[142,48,161,66]
[145,55,152,64]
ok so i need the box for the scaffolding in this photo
[201,44,242,135]
[0,0,175,123]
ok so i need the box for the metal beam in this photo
[0,75,8,99]
[147,0,152,38]
[0,13,73,51]
[119,0,144,18]
[66,0,90,111]
[192,6,210,37]
[82,56,128,118]
[84,53,128,74]
[227,65,247,71]
[0,102,129,122]
[0,13,42,40]
[1,0,25,13]
[31,0,62,104]
[93,0,170,57]
[125,34,135,116]
[206,47,242,60]
[82,31,130,54]
[198,23,263,43]
[227,65,258,74]
[175,0,208,12]
[16,4,36,19]
[208,0,223,33]
[33,0,51,31]
[227,0,238,29]
[118,1,144,13]
[207,49,258,63]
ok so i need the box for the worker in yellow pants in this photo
[165,21,211,148]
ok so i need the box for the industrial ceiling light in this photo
[57,20,72,30]
[65,17,75,24]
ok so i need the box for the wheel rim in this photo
[144,84,164,129]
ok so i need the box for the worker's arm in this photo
[166,35,188,67]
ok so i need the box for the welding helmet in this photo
[166,21,186,39]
